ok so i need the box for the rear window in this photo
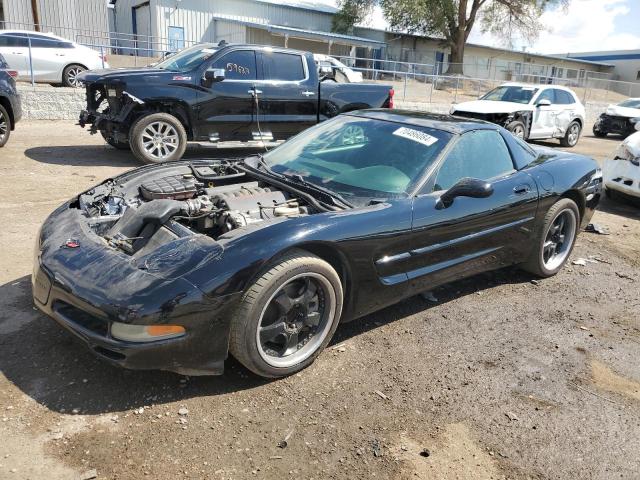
[262,52,305,81]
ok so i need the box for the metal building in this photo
[0,0,109,42]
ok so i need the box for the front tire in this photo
[129,112,187,164]
[560,121,581,147]
[62,64,87,88]
[0,104,10,148]
[522,198,580,277]
[506,120,527,140]
[229,249,343,378]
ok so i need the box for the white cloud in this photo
[469,0,640,53]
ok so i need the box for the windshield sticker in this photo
[392,127,438,146]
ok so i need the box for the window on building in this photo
[211,50,257,80]
[579,69,586,79]
[432,130,515,192]
[262,52,305,81]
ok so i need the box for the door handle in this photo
[301,90,315,97]
[513,184,531,195]
[248,89,262,95]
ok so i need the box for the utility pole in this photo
[30,0,40,31]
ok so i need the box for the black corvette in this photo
[33,110,602,378]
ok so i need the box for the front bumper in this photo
[33,204,241,375]
[604,159,640,198]
[595,114,636,136]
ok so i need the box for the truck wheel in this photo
[100,130,130,150]
[62,64,87,88]
[592,124,607,138]
[0,104,10,148]
[560,121,581,147]
[129,113,187,164]
[229,249,343,378]
[506,120,526,139]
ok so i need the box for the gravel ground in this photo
[0,121,638,480]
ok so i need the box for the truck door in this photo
[253,50,318,142]
[197,49,257,142]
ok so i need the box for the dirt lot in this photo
[1,121,639,480]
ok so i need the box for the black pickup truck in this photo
[78,43,393,163]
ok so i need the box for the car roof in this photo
[348,109,498,134]
[0,30,70,41]
[500,82,577,93]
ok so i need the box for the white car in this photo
[603,119,640,200]
[0,30,108,87]
[313,54,363,83]
[451,83,586,147]
[593,98,640,138]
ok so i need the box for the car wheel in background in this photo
[62,64,87,88]
[0,104,10,147]
[129,112,187,164]
[592,124,607,138]
[560,121,581,147]
[100,130,130,150]
[229,249,343,378]
[506,120,527,139]
[522,198,580,277]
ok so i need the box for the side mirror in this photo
[203,67,225,87]
[536,99,551,107]
[438,177,493,208]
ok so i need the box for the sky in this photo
[309,0,640,54]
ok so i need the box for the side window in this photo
[555,90,575,105]
[0,33,29,47]
[28,34,57,48]
[262,52,306,81]
[536,89,555,104]
[433,130,515,192]
[211,50,256,80]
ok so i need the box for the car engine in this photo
[76,162,313,255]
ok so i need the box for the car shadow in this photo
[0,267,532,415]
[24,144,262,167]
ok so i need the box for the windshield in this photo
[155,44,217,72]
[619,99,640,109]
[262,115,452,205]
[481,86,538,104]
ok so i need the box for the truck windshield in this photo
[155,45,217,72]
[481,86,538,104]
[262,115,452,205]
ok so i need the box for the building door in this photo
[435,51,445,75]
[132,2,152,57]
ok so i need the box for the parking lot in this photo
[1,121,639,479]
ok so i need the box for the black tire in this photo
[0,104,10,148]
[521,198,580,278]
[506,120,527,140]
[592,124,607,138]
[229,249,343,378]
[62,64,87,88]
[129,112,187,164]
[560,120,581,147]
[100,130,130,150]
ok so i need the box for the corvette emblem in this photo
[63,239,80,249]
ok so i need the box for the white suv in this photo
[451,83,586,147]
[0,30,108,87]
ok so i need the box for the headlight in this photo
[111,322,186,342]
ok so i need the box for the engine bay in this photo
[75,161,314,256]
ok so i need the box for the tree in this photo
[333,0,567,74]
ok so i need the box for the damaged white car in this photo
[451,83,586,147]
[604,118,640,200]
[593,98,640,138]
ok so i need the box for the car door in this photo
[404,129,539,294]
[529,88,561,139]
[0,33,29,79]
[196,49,257,142]
[27,33,66,82]
[254,50,318,141]
[553,89,577,134]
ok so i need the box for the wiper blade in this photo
[281,172,354,209]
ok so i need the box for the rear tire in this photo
[522,198,580,278]
[0,104,10,148]
[129,112,187,164]
[100,130,130,150]
[229,249,343,378]
[506,120,527,140]
[62,64,87,88]
[560,121,581,147]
